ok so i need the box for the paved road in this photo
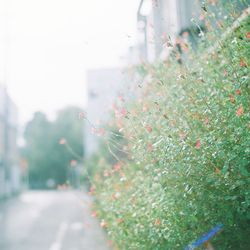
[0,191,110,250]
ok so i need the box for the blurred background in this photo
[0,0,249,249]
[0,0,140,195]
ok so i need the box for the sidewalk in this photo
[0,191,111,250]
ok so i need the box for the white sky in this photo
[0,0,140,125]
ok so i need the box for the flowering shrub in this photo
[87,4,250,250]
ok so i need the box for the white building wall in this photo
[177,0,201,31]
[0,85,20,197]
[85,68,126,157]
[138,0,202,61]
[146,12,156,62]
[162,0,180,37]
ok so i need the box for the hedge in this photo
[86,3,250,250]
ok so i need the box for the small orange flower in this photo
[100,220,107,228]
[208,0,217,5]
[70,160,77,167]
[145,125,152,133]
[246,32,250,40]
[147,143,153,152]
[182,31,189,38]
[142,105,148,112]
[120,108,127,117]
[78,112,85,119]
[116,119,123,129]
[112,103,118,111]
[235,89,241,95]
[154,218,161,226]
[113,163,121,171]
[59,138,66,145]
[236,105,244,117]
[195,139,201,149]
[91,211,97,218]
[98,128,106,136]
[240,58,247,67]
[117,218,124,224]
[119,171,125,178]
[215,168,221,174]
[199,14,205,21]
[91,127,97,134]
[229,94,235,104]
[103,170,110,177]
[89,186,95,195]
[111,193,117,201]
[118,95,125,102]
[107,240,113,247]
[204,117,209,125]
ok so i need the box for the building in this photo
[84,0,250,158]
[137,0,250,63]
[84,1,204,158]
[137,0,203,62]
[0,85,20,198]
[84,68,127,157]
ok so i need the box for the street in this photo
[0,191,110,250]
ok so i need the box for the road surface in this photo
[0,191,110,250]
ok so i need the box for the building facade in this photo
[84,68,127,157]
[0,85,20,198]
[137,0,202,62]
[137,0,249,63]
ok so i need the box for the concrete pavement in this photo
[0,191,111,250]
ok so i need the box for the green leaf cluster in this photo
[90,4,250,250]
[22,107,84,188]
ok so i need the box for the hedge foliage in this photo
[87,3,250,250]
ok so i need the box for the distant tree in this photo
[22,107,84,189]
[50,107,84,186]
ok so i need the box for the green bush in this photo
[89,4,250,250]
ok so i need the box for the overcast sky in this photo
[0,0,140,124]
